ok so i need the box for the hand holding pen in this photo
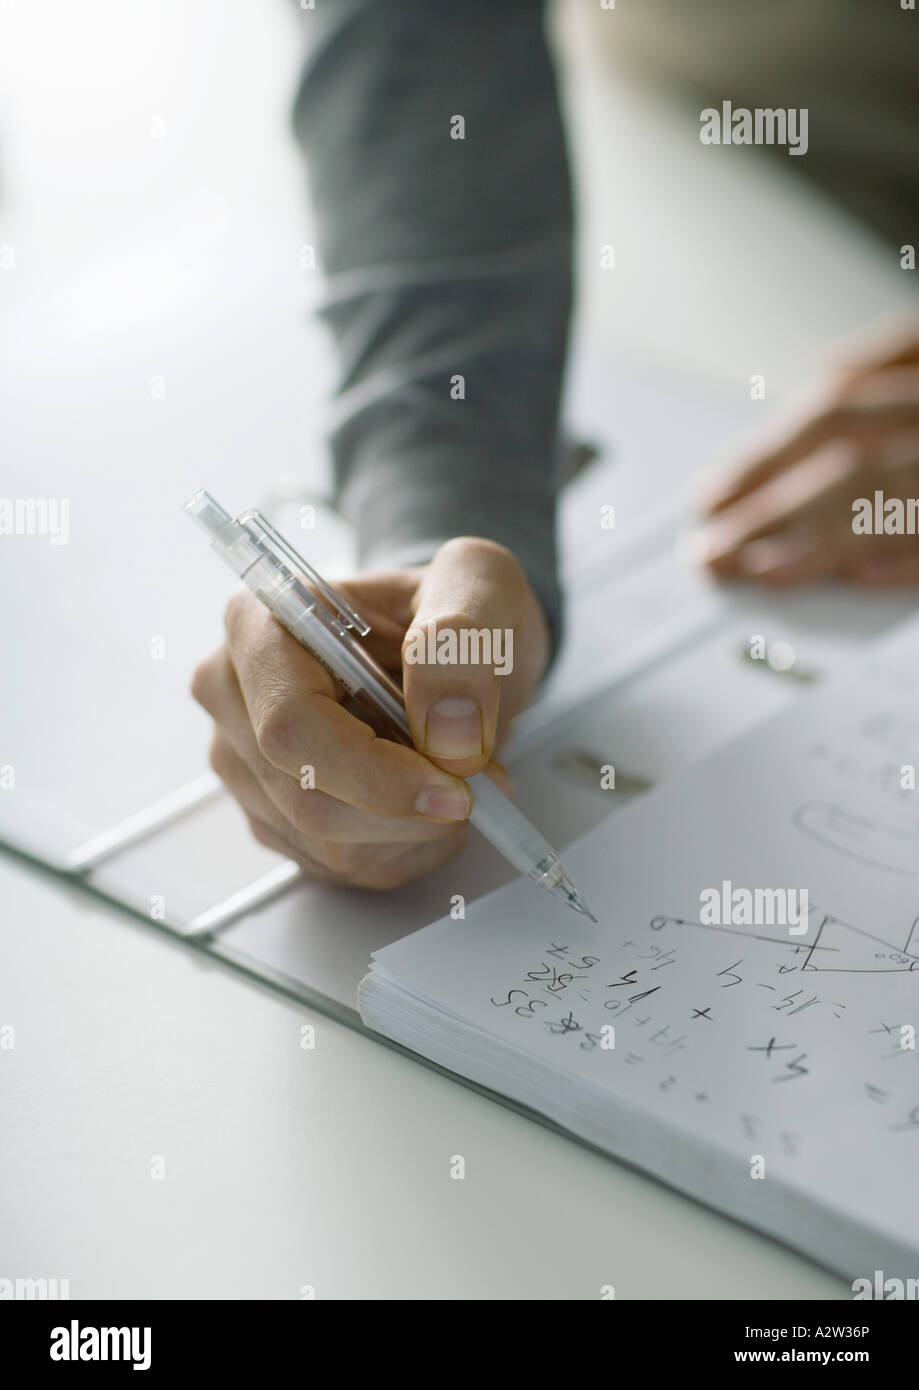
[189,494,595,918]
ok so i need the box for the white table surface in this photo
[1,851,848,1301]
[1,0,915,1299]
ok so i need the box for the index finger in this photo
[223,590,472,821]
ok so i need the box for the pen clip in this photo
[239,509,371,636]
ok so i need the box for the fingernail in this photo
[424,697,483,759]
[414,784,471,821]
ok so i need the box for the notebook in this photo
[359,616,919,1283]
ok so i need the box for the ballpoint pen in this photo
[185,491,597,922]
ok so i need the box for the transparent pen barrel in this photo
[466,771,560,883]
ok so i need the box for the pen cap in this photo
[237,509,370,637]
[185,490,263,574]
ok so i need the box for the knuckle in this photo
[207,734,233,780]
[438,535,514,570]
[223,590,252,639]
[458,536,525,586]
[435,535,481,564]
[406,608,479,643]
[253,698,296,765]
[190,654,219,711]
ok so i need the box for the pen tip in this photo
[554,870,598,924]
[567,892,598,924]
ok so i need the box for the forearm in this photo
[290,0,573,657]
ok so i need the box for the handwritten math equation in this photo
[486,922,919,1147]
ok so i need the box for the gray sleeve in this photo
[290,0,573,657]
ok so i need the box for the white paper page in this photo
[363,618,919,1264]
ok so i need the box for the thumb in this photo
[401,538,524,778]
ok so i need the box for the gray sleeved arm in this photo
[290,0,573,656]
